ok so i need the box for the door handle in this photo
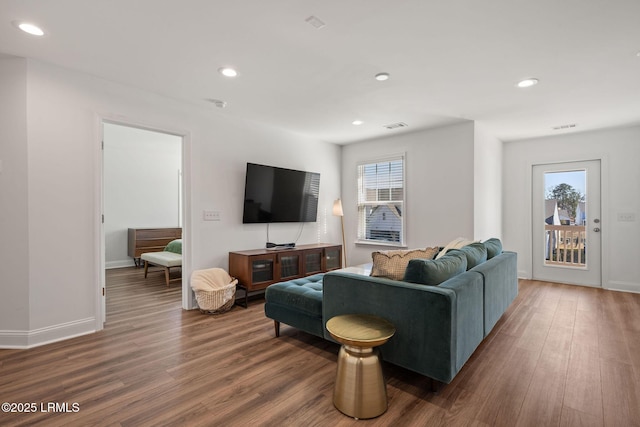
[593,227,600,232]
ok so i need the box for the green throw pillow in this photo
[403,251,467,286]
[164,239,182,254]
[449,242,487,270]
[483,238,502,259]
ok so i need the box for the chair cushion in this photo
[141,251,182,267]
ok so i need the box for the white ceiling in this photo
[1,0,639,144]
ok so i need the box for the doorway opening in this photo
[101,121,187,325]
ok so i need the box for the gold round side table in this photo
[325,314,396,419]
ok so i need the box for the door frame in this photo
[524,155,610,289]
[94,114,193,330]
[531,160,601,287]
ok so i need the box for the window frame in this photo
[355,153,406,247]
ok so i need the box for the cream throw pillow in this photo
[370,247,440,281]
[435,237,476,259]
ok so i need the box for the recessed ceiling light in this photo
[218,67,238,78]
[516,78,539,88]
[13,21,44,36]
[375,72,390,81]
[352,120,364,126]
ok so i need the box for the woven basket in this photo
[194,281,236,314]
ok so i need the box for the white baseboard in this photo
[0,317,96,349]
[606,280,640,294]
[106,259,135,269]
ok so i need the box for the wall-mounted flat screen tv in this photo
[242,163,320,223]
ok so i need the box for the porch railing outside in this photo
[544,225,586,266]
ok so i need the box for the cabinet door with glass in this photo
[304,248,324,275]
[323,246,342,271]
[277,251,303,281]
[250,255,276,286]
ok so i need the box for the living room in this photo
[1,1,639,425]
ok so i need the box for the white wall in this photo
[0,57,29,339]
[341,122,476,266]
[474,122,503,241]
[0,57,341,348]
[103,123,182,268]
[503,125,640,292]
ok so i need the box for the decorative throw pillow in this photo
[403,251,468,286]
[448,242,487,270]
[483,238,502,259]
[164,239,182,254]
[435,237,476,259]
[370,247,439,281]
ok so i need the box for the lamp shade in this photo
[332,199,344,217]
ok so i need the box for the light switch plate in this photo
[203,210,221,221]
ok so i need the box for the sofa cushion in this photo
[370,247,439,281]
[403,251,468,286]
[449,242,487,270]
[435,237,476,259]
[483,238,503,259]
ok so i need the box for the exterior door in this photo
[532,160,601,287]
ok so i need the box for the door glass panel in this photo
[543,170,586,267]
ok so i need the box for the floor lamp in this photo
[333,199,347,267]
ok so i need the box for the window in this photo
[357,155,405,245]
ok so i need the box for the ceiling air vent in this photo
[384,122,408,130]
[552,123,577,130]
[305,16,326,29]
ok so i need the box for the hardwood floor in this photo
[1,269,639,426]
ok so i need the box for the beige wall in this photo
[0,57,29,337]
[503,125,640,292]
[341,122,476,266]
[1,57,341,348]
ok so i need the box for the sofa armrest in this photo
[322,270,484,383]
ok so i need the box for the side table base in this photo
[333,345,387,419]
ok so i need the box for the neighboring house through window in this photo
[356,154,405,246]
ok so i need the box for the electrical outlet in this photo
[203,210,221,221]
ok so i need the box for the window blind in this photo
[356,155,405,244]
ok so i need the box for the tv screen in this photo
[242,163,320,224]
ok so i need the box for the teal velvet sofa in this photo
[264,243,517,384]
[323,251,517,384]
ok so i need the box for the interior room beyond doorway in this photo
[103,122,184,320]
